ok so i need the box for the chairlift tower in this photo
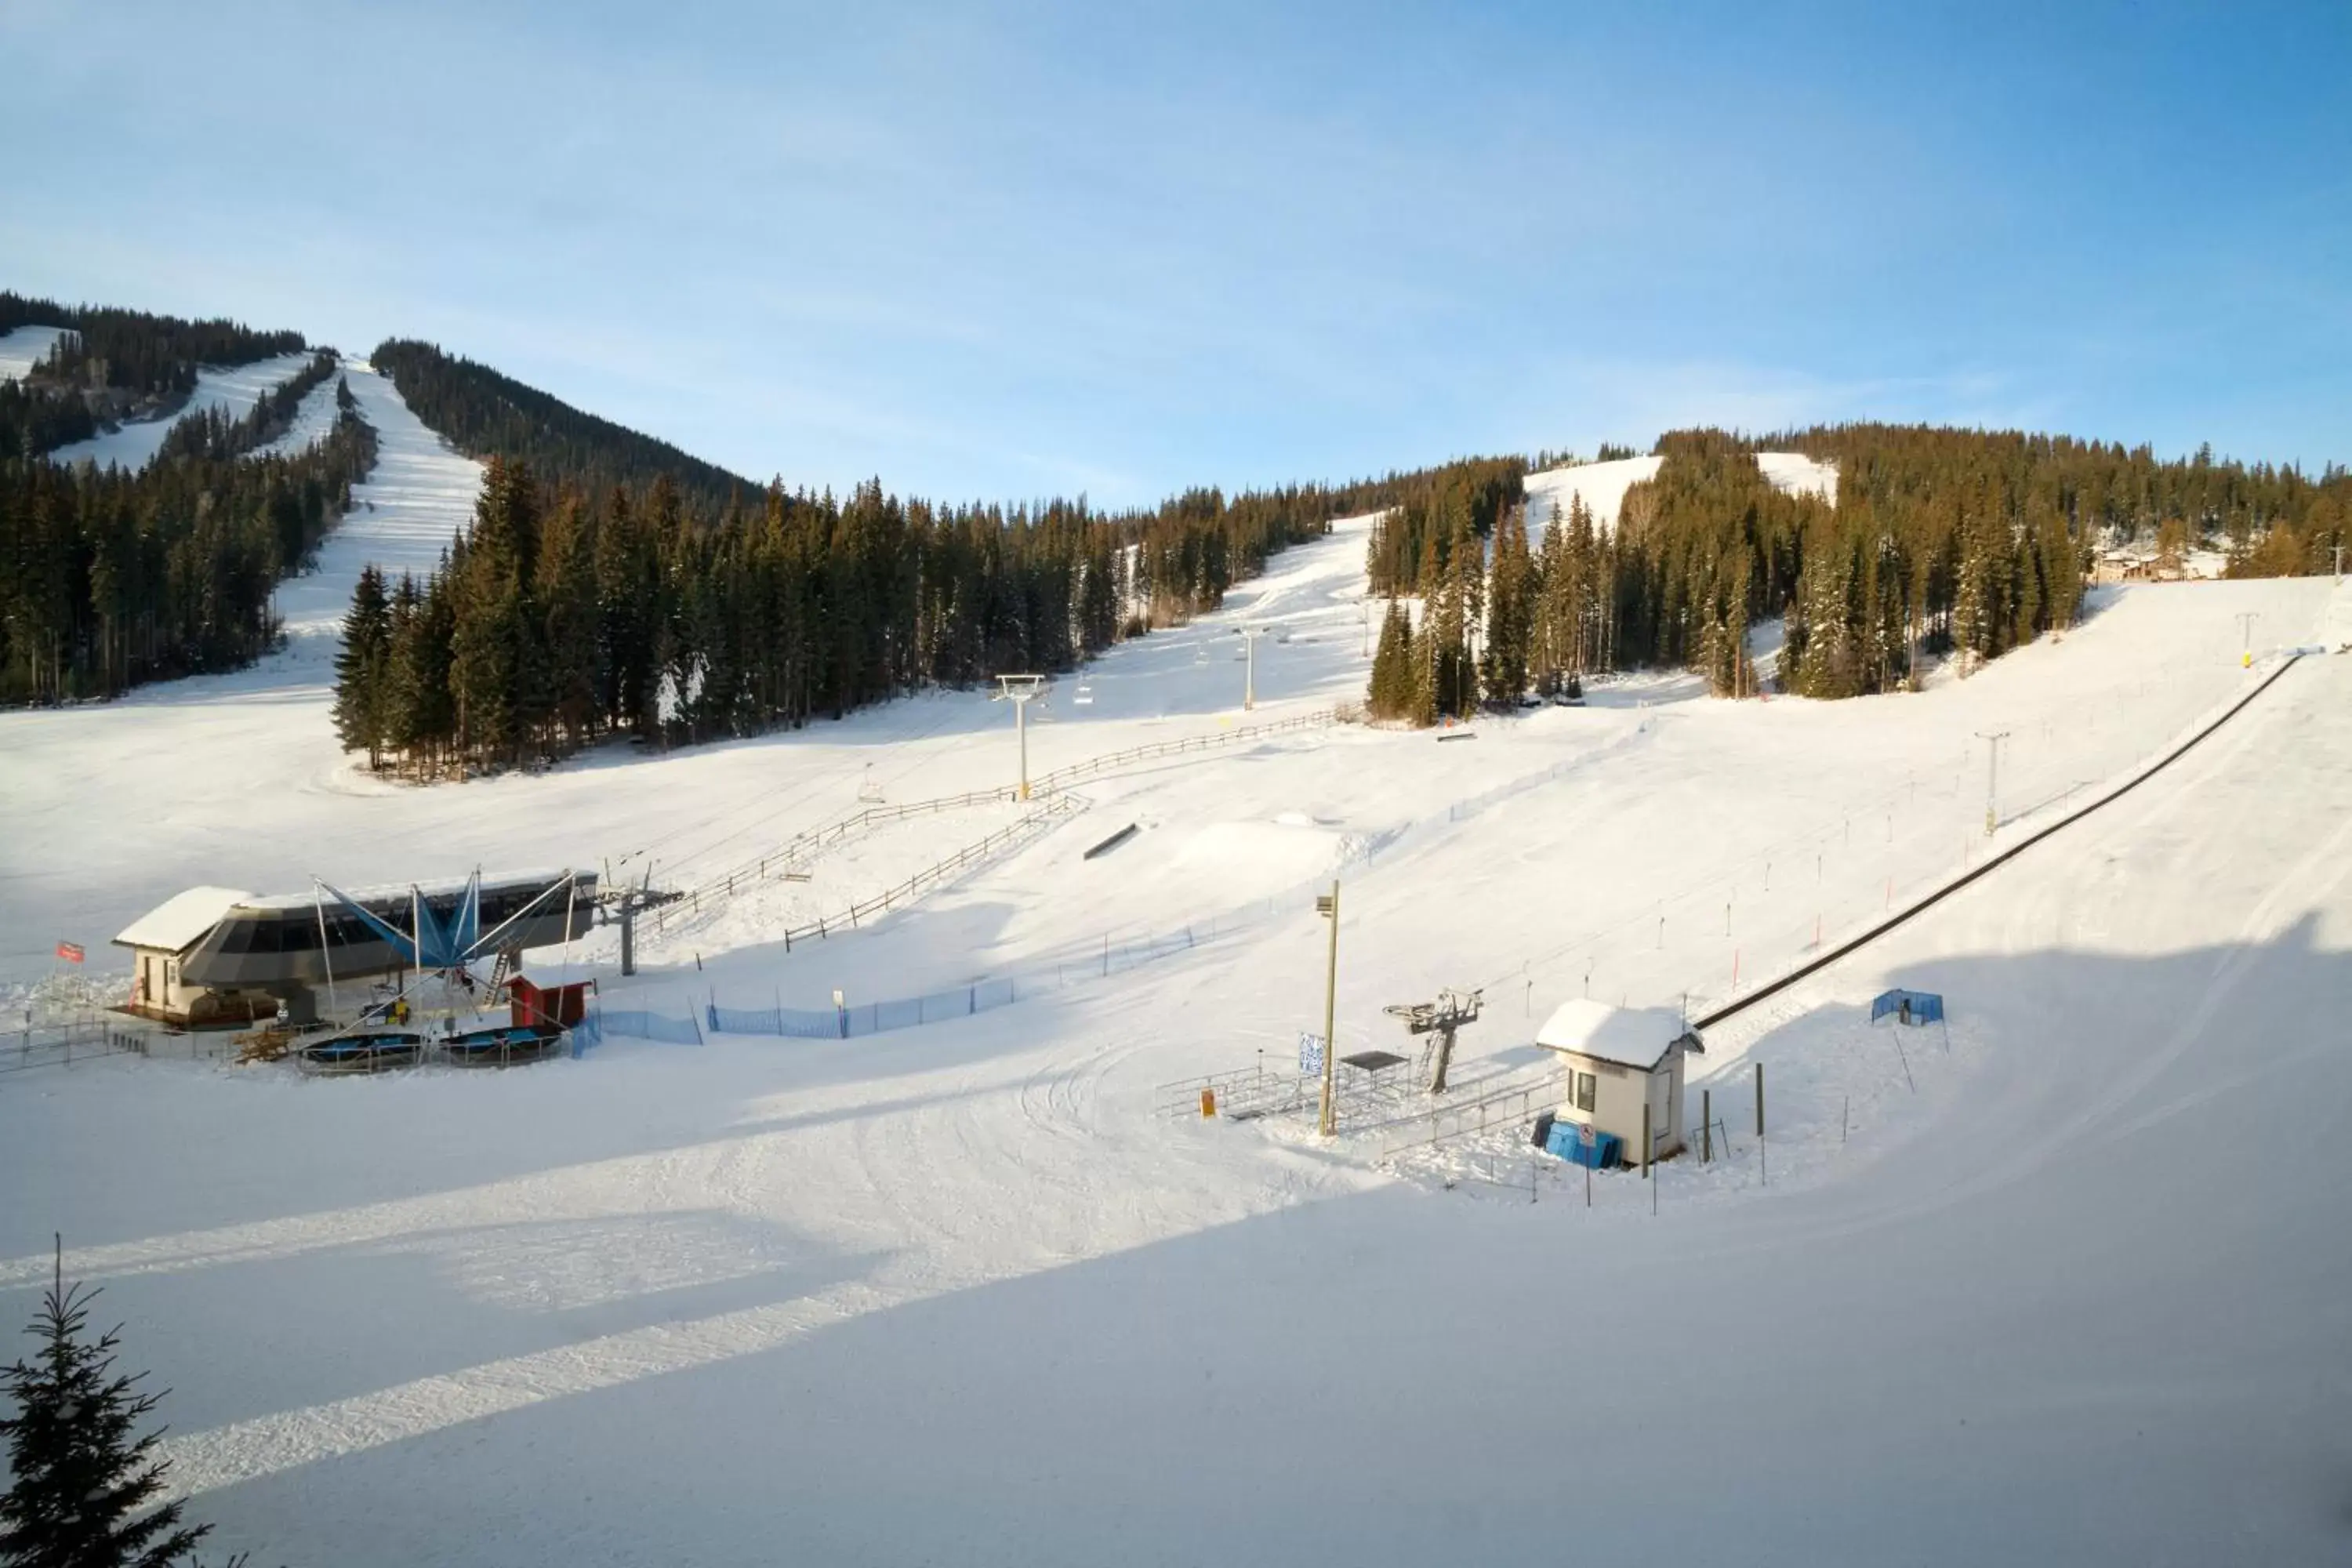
[996,674,1045,800]
[1976,729,2011,837]
[604,867,681,978]
[1236,625,1269,710]
[1384,987,1483,1095]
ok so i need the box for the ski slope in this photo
[0,364,2347,1563]
[0,359,481,978]
[44,350,318,473]
[1524,449,1837,534]
[252,361,350,459]
[0,322,75,381]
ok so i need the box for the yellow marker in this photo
[1200,1087,1218,1118]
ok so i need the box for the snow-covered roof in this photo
[1535,999,1695,1070]
[112,886,252,953]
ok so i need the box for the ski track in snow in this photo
[0,367,2348,1563]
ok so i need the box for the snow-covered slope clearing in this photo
[252,361,351,458]
[0,322,75,381]
[44,350,318,473]
[1524,449,1837,535]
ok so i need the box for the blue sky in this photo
[3,1,2345,506]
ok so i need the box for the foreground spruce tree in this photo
[0,1240,208,1568]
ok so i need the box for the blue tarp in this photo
[1871,988,1945,1025]
[1545,1120,1622,1169]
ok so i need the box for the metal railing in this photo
[662,794,1087,952]
[655,709,1338,933]
[1028,709,1338,795]
[1375,1071,1563,1159]
[0,1021,151,1079]
[655,786,1022,932]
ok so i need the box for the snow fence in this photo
[707,978,1019,1040]
[572,1006,704,1053]
[706,926,1210,1043]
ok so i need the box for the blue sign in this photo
[1298,1031,1326,1076]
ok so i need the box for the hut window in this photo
[1573,1072,1596,1112]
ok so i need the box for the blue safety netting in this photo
[573,1007,703,1054]
[707,978,1019,1040]
[1871,988,1945,1025]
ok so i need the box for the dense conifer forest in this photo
[336,343,1552,778]
[372,339,761,519]
[0,380,375,703]
[1364,423,2350,726]
[0,291,308,457]
[1,291,306,397]
[328,457,1385,778]
[10,298,2344,743]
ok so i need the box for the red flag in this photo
[55,941,84,964]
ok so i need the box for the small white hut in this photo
[112,886,263,1028]
[1536,999,1704,1162]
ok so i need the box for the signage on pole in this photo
[1579,1120,1596,1151]
[54,942,83,964]
[1298,1031,1325,1076]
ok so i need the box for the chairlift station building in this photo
[111,869,597,1029]
[1535,999,1704,1162]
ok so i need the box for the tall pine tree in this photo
[332,562,392,769]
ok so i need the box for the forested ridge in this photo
[372,339,760,519]
[13,299,2343,744]
[1,290,309,458]
[335,342,1555,777]
[0,376,376,702]
[1365,425,2350,724]
[154,350,340,463]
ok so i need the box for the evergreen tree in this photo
[448,457,541,766]
[0,1242,209,1568]
[331,563,392,768]
[1407,615,1439,728]
[1482,510,1535,706]
[1366,599,1412,720]
[537,494,604,750]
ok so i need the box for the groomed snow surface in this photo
[0,322,77,382]
[42,350,320,474]
[1524,449,1838,536]
[2,379,2349,1565]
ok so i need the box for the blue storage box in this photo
[1545,1120,1621,1169]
